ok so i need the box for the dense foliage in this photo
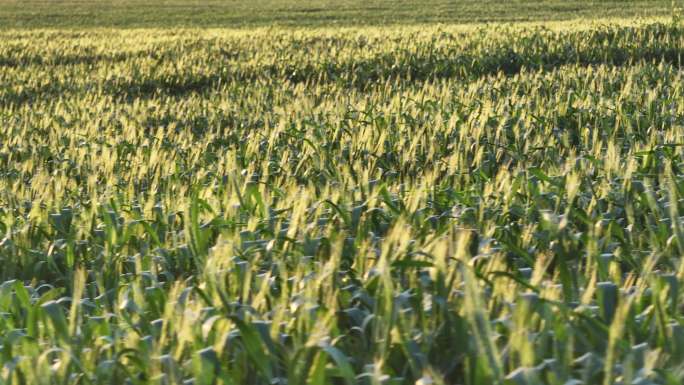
[3,19,684,385]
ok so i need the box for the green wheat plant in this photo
[2,18,684,385]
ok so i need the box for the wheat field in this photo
[2,9,684,385]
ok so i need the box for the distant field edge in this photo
[0,0,677,29]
